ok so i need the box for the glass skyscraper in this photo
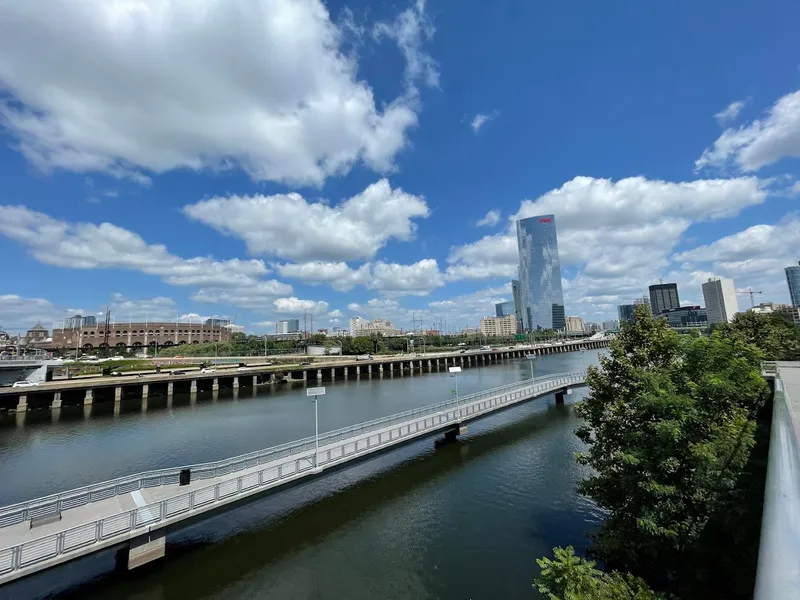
[516,214,565,331]
[787,262,800,307]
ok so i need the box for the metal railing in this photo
[755,365,800,599]
[0,372,585,580]
[0,372,582,529]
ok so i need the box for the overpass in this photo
[0,338,610,414]
[0,356,61,387]
[0,371,586,584]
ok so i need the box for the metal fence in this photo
[0,371,585,580]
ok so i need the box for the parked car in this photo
[299,361,311,366]
[237,366,250,371]
[12,381,38,388]
[172,370,186,375]
[110,371,122,376]
[200,368,215,374]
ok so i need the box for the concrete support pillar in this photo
[409,361,413,376]
[379,363,384,373]
[317,369,323,381]
[390,363,394,373]
[427,360,432,371]
[114,386,123,402]
[212,377,219,392]
[356,365,361,376]
[141,384,149,399]
[344,367,349,380]
[51,392,62,410]
[166,381,174,397]
[419,360,423,371]
[460,356,464,366]
[253,375,258,387]
[190,380,198,394]
[302,370,307,382]
[84,388,94,405]
[16,395,28,412]
[368,364,372,375]
[330,368,335,381]
[232,376,239,389]
[555,391,566,405]
[122,530,166,570]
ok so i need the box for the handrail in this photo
[0,372,587,580]
[754,365,800,599]
[0,371,584,528]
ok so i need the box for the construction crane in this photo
[735,287,763,307]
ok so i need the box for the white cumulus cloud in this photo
[696,89,800,172]
[0,0,437,186]
[184,179,429,261]
[714,100,747,126]
[476,209,501,227]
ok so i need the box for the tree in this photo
[535,546,663,599]
[713,311,800,361]
[574,304,769,590]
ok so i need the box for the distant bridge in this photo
[0,371,586,584]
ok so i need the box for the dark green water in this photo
[0,350,604,600]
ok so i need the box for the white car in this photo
[237,366,250,371]
[12,381,39,388]
[200,368,216,374]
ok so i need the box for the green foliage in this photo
[574,304,769,589]
[535,546,664,599]
[712,311,800,361]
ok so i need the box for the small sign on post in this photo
[306,387,326,396]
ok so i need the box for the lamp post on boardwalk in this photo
[526,354,536,386]
[580,349,586,374]
[449,366,462,419]
[307,387,326,472]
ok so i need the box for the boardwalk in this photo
[0,371,586,584]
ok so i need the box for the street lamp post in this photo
[527,354,536,386]
[449,366,462,420]
[307,386,326,471]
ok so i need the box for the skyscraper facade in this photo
[787,262,800,307]
[702,277,739,324]
[618,304,635,323]
[495,301,515,317]
[649,283,680,315]
[516,214,565,331]
[511,279,523,333]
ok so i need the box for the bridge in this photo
[0,356,61,387]
[0,338,609,415]
[0,370,586,584]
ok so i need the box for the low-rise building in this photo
[479,315,517,337]
[51,321,232,351]
[565,316,585,332]
[659,306,707,328]
[602,319,620,331]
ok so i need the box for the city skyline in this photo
[0,0,799,333]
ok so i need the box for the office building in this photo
[618,304,635,323]
[349,316,367,336]
[787,262,800,307]
[602,319,619,331]
[276,319,301,334]
[649,283,680,315]
[479,315,517,337]
[702,277,739,324]
[565,316,585,332]
[495,301,515,318]
[659,306,707,328]
[516,214,565,331]
[205,318,231,327]
[511,279,523,333]
[777,305,800,327]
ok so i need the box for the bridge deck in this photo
[0,371,585,584]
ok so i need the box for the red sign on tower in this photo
[539,218,552,223]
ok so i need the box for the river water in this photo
[0,350,605,600]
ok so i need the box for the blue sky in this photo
[1,0,799,334]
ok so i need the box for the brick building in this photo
[52,322,232,351]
